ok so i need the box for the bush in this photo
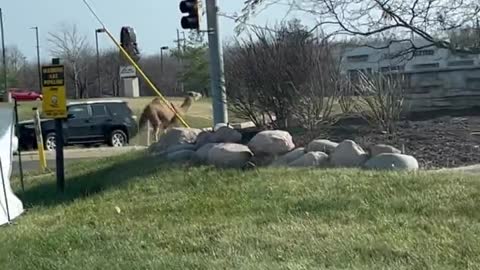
[224,20,342,130]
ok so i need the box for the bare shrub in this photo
[338,77,357,114]
[355,72,407,133]
[224,20,342,130]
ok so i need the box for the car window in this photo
[107,103,133,117]
[91,104,108,117]
[68,105,90,119]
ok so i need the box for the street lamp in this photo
[0,8,7,100]
[30,26,42,94]
[95,28,106,96]
[160,46,169,73]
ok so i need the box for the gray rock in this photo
[195,131,214,149]
[247,130,295,156]
[194,143,218,163]
[149,127,202,154]
[208,143,253,168]
[166,143,197,153]
[288,152,329,167]
[369,144,401,156]
[330,140,368,167]
[166,149,196,163]
[210,126,242,144]
[364,153,419,171]
[306,139,338,154]
[271,147,306,166]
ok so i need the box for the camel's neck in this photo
[179,97,194,112]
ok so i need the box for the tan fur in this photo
[138,91,202,142]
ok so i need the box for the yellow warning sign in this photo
[42,65,67,118]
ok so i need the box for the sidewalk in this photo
[435,164,480,175]
[17,146,147,161]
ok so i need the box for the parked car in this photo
[16,100,138,151]
[9,88,43,102]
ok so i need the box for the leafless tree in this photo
[225,20,341,129]
[48,23,93,98]
[242,0,480,54]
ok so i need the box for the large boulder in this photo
[330,140,368,167]
[369,144,401,157]
[210,126,242,144]
[364,153,419,171]
[194,143,218,163]
[207,143,253,168]
[149,127,202,154]
[247,130,295,156]
[271,147,306,166]
[288,152,329,167]
[195,131,214,149]
[306,139,338,154]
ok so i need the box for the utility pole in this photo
[175,29,185,93]
[95,28,106,97]
[206,0,228,124]
[182,31,187,52]
[30,27,42,93]
[0,8,7,100]
[160,46,169,73]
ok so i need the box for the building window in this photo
[413,49,435,56]
[347,54,369,62]
[447,60,475,66]
[380,65,405,72]
[466,78,480,89]
[413,63,439,69]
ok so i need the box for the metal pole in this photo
[13,99,24,193]
[160,48,164,74]
[0,8,7,100]
[205,0,228,124]
[176,29,184,93]
[34,27,41,93]
[51,58,65,192]
[95,30,101,96]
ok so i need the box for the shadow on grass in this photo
[20,152,170,208]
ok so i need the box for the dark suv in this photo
[17,100,138,151]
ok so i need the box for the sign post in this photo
[41,59,66,192]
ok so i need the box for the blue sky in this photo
[1,0,312,61]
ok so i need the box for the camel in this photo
[138,91,202,142]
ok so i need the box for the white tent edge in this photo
[0,103,24,225]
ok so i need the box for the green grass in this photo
[1,152,480,269]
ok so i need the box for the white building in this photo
[340,39,480,113]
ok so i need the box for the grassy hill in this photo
[1,151,480,269]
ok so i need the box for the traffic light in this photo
[179,0,200,30]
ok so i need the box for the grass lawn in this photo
[1,151,480,269]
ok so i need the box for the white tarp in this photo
[0,104,24,225]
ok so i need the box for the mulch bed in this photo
[292,115,480,170]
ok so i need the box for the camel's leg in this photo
[154,127,159,142]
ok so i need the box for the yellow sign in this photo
[41,65,67,118]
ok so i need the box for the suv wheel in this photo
[44,133,56,151]
[109,130,127,147]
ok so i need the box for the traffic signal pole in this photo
[205,0,228,125]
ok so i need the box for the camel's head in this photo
[186,91,202,101]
